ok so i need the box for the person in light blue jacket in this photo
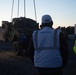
[28,14,68,75]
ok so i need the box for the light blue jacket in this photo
[33,27,62,68]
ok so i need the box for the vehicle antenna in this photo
[24,0,26,17]
[11,0,14,21]
[33,0,37,22]
[17,0,20,17]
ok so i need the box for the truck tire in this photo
[13,42,22,56]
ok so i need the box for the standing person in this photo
[73,35,76,55]
[28,14,68,75]
[18,33,29,56]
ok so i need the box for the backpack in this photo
[19,34,28,43]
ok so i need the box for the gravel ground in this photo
[0,56,39,75]
[0,41,39,75]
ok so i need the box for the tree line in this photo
[56,26,74,35]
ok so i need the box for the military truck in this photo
[2,17,39,55]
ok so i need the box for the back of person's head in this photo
[41,14,53,28]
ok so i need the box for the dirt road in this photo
[0,41,39,75]
[0,28,76,75]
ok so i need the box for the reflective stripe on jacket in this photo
[33,27,62,68]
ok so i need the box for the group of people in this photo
[28,14,69,75]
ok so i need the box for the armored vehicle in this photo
[2,17,39,55]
